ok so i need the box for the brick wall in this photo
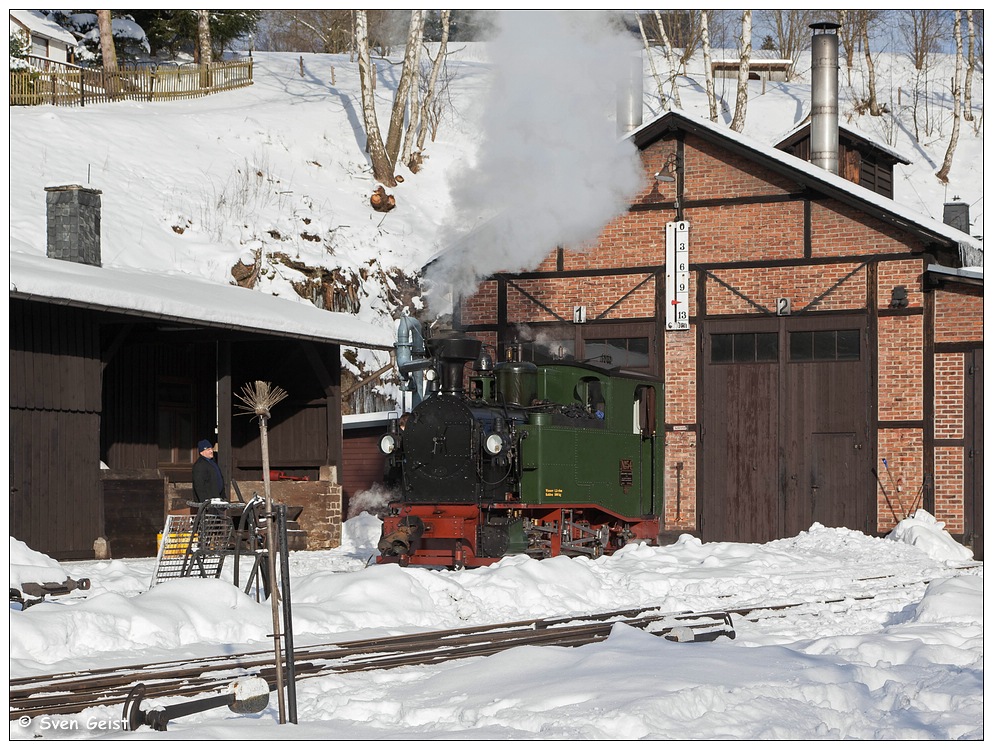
[877,314,924,422]
[934,352,965,440]
[237,477,342,551]
[706,263,866,315]
[506,274,656,323]
[934,446,964,534]
[876,428,925,532]
[934,286,983,342]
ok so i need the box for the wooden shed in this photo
[456,111,983,557]
[9,186,392,559]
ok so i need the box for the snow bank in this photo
[10,537,69,589]
[886,510,974,563]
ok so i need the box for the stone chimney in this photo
[809,22,841,175]
[942,201,970,234]
[45,184,102,266]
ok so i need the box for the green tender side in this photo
[518,365,664,520]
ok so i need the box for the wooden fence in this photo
[10,56,253,107]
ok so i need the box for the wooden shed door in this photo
[700,315,872,542]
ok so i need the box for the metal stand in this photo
[148,494,297,724]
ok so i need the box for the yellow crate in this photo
[157,533,196,558]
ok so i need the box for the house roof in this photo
[924,263,984,289]
[774,119,913,166]
[9,249,394,350]
[630,110,982,266]
[9,10,77,46]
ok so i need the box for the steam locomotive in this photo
[376,322,664,568]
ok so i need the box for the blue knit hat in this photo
[197,439,213,452]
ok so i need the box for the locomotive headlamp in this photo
[484,433,504,455]
[379,434,397,454]
[424,368,438,382]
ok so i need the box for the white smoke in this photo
[347,483,394,519]
[425,11,644,312]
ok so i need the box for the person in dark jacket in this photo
[192,439,225,503]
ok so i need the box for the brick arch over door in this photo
[698,313,874,542]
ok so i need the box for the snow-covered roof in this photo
[925,263,984,286]
[632,110,983,265]
[342,410,398,429]
[9,249,394,350]
[9,10,77,46]
[711,57,793,67]
[774,118,913,166]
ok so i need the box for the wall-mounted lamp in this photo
[654,153,679,183]
[890,285,909,308]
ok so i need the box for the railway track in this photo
[10,605,734,722]
[12,568,974,724]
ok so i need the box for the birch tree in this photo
[652,10,682,109]
[858,11,883,116]
[410,10,452,167]
[963,10,975,123]
[936,10,963,183]
[729,10,751,132]
[384,10,424,168]
[701,10,718,122]
[356,10,395,185]
[636,14,667,110]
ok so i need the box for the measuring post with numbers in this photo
[665,220,690,330]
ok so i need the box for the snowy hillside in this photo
[8,13,984,397]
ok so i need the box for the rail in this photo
[9,56,253,107]
[10,605,734,720]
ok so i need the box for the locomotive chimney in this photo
[428,335,482,396]
[809,22,840,175]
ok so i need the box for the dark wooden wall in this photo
[101,337,216,479]
[231,340,342,478]
[778,135,896,199]
[10,300,103,558]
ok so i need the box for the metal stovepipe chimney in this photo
[809,22,841,175]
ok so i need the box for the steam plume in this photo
[425,11,644,313]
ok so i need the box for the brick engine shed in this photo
[457,110,983,559]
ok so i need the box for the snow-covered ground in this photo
[9,511,982,740]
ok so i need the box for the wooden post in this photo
[234,380,290,725]
[259,414,286,724]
